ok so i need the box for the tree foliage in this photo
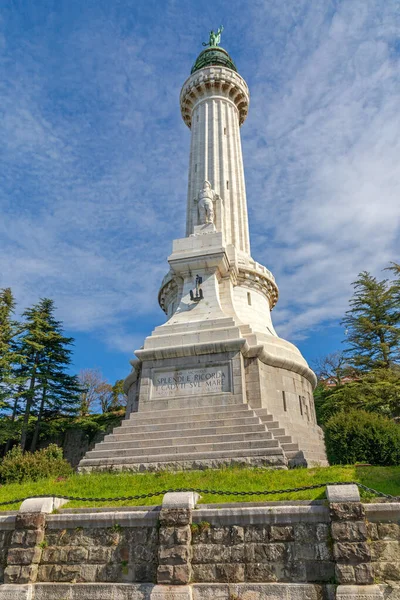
[342,270,400,371]
[15,299,80,450]
[78,369,126,415]
[314,367,400,425]
[325,409,400,466]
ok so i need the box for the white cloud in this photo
[243,0,400,341]
[0,0,399,357]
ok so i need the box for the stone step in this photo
[263,421,280,429]
[272,435,292,443]
[117,415,262,434]
[280,442,300,452]
[95,431,274,451]
[254,410,274,422]
[125,402,250,421]
[120,407,253,428]
[79,446,285,467]
[104,423,270,443]
[86,438,280,459]
[285,450,308,459]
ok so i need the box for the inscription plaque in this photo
[151,364,231,399]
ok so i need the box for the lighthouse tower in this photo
[79,32,328,472]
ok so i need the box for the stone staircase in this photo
[256,408,329,467]
[78,403,289,472]
[78,402,328,473]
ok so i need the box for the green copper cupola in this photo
[191,26,238,74]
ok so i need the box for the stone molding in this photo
[46,510,159,529]
[123,359,142,395]
[364,502,400,522]
[180,66,249,128]
[236,266,279,309]
[192,504,330,526]
[134,338,246,361]
[242,341,318,388]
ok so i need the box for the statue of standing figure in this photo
[203,26,224,48]
[196,180,216,225]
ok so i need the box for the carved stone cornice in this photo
[235,256,279,309]
[158,270,181,315]
[180,66,250,128]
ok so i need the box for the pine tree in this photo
[342,271,400,371]
[17,298,79,450]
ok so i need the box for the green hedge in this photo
[0,444,72,483]
[325,409,400,466]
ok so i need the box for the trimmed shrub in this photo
[0,444,73,483]
[325,409,400,466]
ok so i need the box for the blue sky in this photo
[1,0,399,385]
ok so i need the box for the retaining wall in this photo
[0,486,398,599]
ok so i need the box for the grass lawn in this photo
[0,465,399,511]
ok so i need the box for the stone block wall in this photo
[38,524,157,583]
[0,489,399,600]
[191,521,334,583]
[37,512,158,584]
[0,516,14,583]
[365,503,400,583]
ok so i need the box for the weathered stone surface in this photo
[3,565,22,583]
[334,542,371,564]
[331,521,368,541]
[377,522,400,540]
[305,561,335,582]
[373,561,400,580]
[162,492,199,510]
[354,563,374,585]
[370,540,400,562]
[326,485,360,503]
[0,585,33,600]
[7,547,42,566]
[244,562,278,582]
[160,509,192,527]
[330,503,365,522]
[244,525,270,543]
[150,585,192,600]
[191,583,336,600]
[336,584,383,599]
[159,545,191,565]
[336,564,356,584]
[215,562,245,582]
[270,525,295,541]
[15,513,45,530]
[245,542,287,562]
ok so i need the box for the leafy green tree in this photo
[342,271,400,371]
[111,379,127,411]
[315,367,400,425]
[325,409,400,466]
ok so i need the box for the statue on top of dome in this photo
[203,26,224,48]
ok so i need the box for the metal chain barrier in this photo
[0,480,398,507]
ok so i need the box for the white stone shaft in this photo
[181,67,250,254]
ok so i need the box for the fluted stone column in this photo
[181,67,250,254]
